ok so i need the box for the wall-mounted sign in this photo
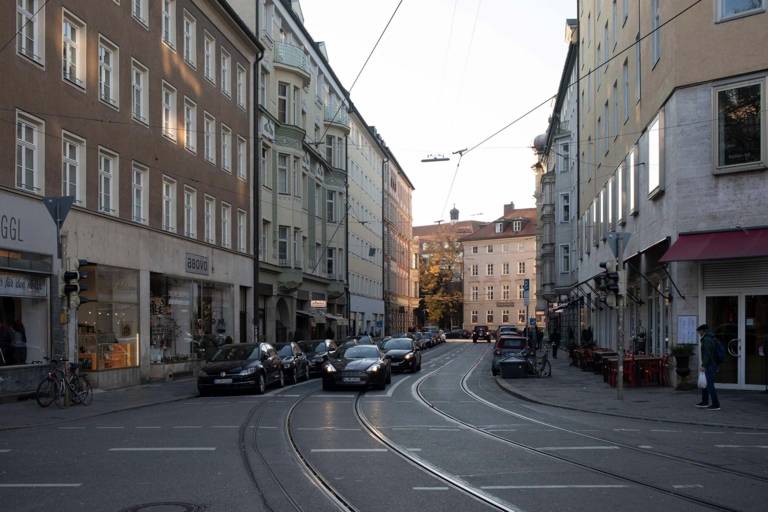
[0,272,48,298]
[496,302,515,308]
[185,253,209,276]
[310,299,327,309]
[677,315,698,345]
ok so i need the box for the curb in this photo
[494,376,768,431]
[0,393,198,432]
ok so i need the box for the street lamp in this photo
[421,154,450,163]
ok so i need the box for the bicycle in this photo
[36,357,93,408]
[522,349,552,378]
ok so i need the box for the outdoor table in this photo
[603,356,637,387]
[592,351,618,374]
[634,356,665,386]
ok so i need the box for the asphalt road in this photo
[1,341,767,512]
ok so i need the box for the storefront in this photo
[0,191,57,394]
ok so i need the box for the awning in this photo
[660,228,768,263]
[326,314,349,326]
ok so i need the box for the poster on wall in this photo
[677,315,698,345]
[0,272,47,298]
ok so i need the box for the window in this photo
[97,148,118,215]
[277,154,290,194]
[162,178,177,232]
[611,0,617,45]
[599,187,606,240]
[132,163,147,224]
[648,113,662,196]
[651,0,660,65]
[617,163,625,223]
[98,37,118,107]
[495,222,504,233]
[471,286,478,301]
[278,82,288,123]
[518,261,525,274]
[62,132,85,204]
[261,145,271,188]
[518,310,526,324]
[471,264,479,276]
[635,33,641,102]
[559,142,569,172]
[623,0,630,23]
[472,246,478,254]
[236,64,246,109]
[293,86,301,126]
[184,98,196,152]
[259,67,268,107]
[487,264,494,276]
[502,284,510,300]
[502,262,510,275]
[238,210,247,253]
[622,59,630,123]
[471,310,478,323]
[502,310,510,323]
[612,81,619,136]
[560,193,570,223]
[203,32,215,82]
[62,11,85,87]
[162,82,177,141]
[183,12,196,66]
[718,0,765,21]
[237,136,247,180]
[629,147,638,214]
[17,0,43,63]
[603,20,609,64]
[486,286,494,300]
[314,184,321,217]
[221,203,231,248]
[327,190,337,222]
[560,244,571,273]
[487,245,494,254]
[131,60,148,124]
[162,0,176,48]
[608,177,615,226]
[292,157,301,196]
[486,311,494,324]
[293,229,302,268]
[132,0,148,27]
[715,81,763,170]
[592,200,599,247]
[184,187,197,238]
[512,220,522,232]
[220,48,231,97]
[203,196,216,243]
[204,113,216,163]
[221,125,232,172]
[603,100,610,153]
[327,247,335,277]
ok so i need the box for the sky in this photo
[300,0,577,226]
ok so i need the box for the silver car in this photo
[491,335,528,376]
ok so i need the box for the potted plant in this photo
[670,344,694,388]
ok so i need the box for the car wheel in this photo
[386,368,392,384]
[278,370,285,388]
[197,387,209,397]
[290,367,298,384]
[491,368,499,376]
[304,365,311,381]
[416,361,421,372]
[255,373,266,395]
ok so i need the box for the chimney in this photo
[504,202,515,217]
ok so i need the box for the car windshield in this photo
[498,338,525,349]
[209,345,259,362]
[341,345,379,359]
[383,339,412,350]
[276,344,294,357]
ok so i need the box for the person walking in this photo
[10,320,27,365]
[550,328,561,359]
[696,324,721,411]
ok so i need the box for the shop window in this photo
[150,274,233,364]
[0,272,49,366]
[77,266,140,371]
[715,81,763,172]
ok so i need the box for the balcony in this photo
[324,105,350,130]
[274,42,310,79]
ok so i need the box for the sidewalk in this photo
[495,349,768,430]
[0,379,198,431]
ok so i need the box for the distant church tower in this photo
[450,204,459,224]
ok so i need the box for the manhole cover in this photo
[119,503,205,512]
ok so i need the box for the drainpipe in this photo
[344,123,350,338]
[253,28,264,343]
[381,157,389,337]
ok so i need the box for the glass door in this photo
[706,296,739,384]
[745,295,768,386]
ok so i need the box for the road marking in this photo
[715,445,768,449]
[650,429,681,433]
[413,486,449,491]
[334,428,361,431]
[694,431,724,435]
[210,425,239,429]
[172,426,203,429]
[297,427,332,431]
[0,449,11,453]
[258,426,278,430]
[108,447,216,452]
[96,426,124,430]
[310,448,388,453]
[638,445,653,449]
[136,426,162,430]
[281,394,301,397]
[536,446,620,451]
[429,428,461,431]
[613,428,639,432]
[734,432,768,436]
[406,448,422,452]
[313,395,356,398]
[0,483,82,488]
[481,485,629,490]
[57,426,85,430]
[486,429,517,432]
[384,375,412,397]
[673,484,703,489]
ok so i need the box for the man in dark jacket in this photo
[696,324,720,411]
[550,328,561,359]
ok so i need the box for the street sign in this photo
[523,278,530,305]
[43,196,75,227]
[607,232,632,260]
[310,299,327,309]
[523,279,530,291]
[529,317,536,326]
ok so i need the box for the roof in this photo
[459,208,537,242]
[413,221,486,241]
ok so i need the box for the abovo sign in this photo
[185,253,209,276]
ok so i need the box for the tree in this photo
[418,228,463,328]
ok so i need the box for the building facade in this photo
[1,0,260,391]
[569,0,768,389]
[462,204,538,332]
[383,157,416,335]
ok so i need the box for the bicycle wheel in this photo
[728,339,739,358]
[35,377,59,408]
[538,360,552,378]
[71,375,93,406]
[54,378,67,408]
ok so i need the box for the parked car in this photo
[420,331,435,348]
[472,325,492,343]
[446,328,467,339]
[496,325,520,338]
[491,335,528,375]
[381,337,421,373]
[322,344,391,390]
[298,339,338,376]
[275,342,310,384]
[197,343,284,395]
[356,335,376,345]
[410,332,428,351]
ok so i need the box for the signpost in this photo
[607,232,631,400]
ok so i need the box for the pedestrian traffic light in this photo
[63,260,95,307]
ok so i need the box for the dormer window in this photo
[495,222,504,233]
[512,220,523,232]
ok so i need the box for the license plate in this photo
[343,377,361,383]
[214,378,233,384]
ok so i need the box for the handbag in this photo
[697,370,707,389]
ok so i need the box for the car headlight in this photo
[367,363,381,373]
[324,364,337,373]
[239,367,257,376]
[404,353,414,360]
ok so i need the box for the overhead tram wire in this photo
[0,0,52,56]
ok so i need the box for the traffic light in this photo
[598,261,620,295]
[63,260,95,307]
